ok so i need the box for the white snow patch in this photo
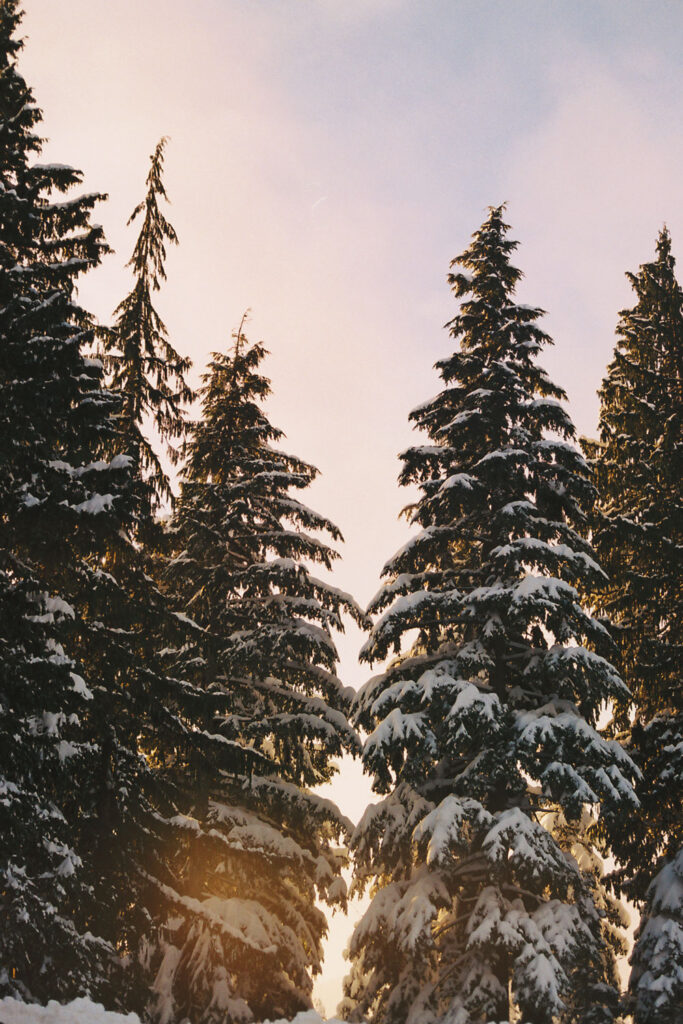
[70,673,93,700]
[264,1014,346,1024]
[74,494,115,515]
[0,997,141,1024]
[43,596,75,619]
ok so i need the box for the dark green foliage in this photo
[0,7,199,1011]
[585,229,683,1024]
[0,0,131,1000]
[151,325,366,1023]
[343,208,635,1024]
[0,561,117,1003]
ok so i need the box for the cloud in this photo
[504,60,683,435]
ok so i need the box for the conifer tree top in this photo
[102,136,193,510]
[0,2,35,150]
[176,320,367,681]
[590,224,683,715]
[127,136,177,291]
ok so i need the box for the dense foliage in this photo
[585,229,683,1024]
[150,327,365,1024]
[342,207,636,1024]
[0,0,131,1001]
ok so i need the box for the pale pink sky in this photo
[21,0,683,1012]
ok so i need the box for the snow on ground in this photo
[0,1001,347,1024]
[0,998,141,1024]
[265,1014,345,1024]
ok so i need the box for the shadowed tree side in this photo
[0,0,133,1001]
[0,8,214,1011]
[584,228,683,1024]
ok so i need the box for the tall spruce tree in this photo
[101,136,193,512]
[0,8,204,1012]
[342,207,637,1024]
[585,229,683,1024]
[0,0,133,1001]
[57,142,214,1018]
[153,325,367,1024]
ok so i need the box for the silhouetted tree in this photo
[585,228,683,1024]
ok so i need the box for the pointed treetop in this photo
[102,135,194,510]
[232,309,250,360]
[127,136,177,290]
[0,2,83,199]
[0,1,24,62]
[448,203,522,301]
[435,204,558,392]
[656,223,673,258]
[624,224,679,299]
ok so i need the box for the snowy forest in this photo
[0,2,681,1024]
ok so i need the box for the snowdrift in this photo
[0,999,346,1024]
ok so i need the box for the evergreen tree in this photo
[0,8,200,1011]
[585,229,683,1024]
[342,207,637,1024]
[52,144,207,1017]
[153,325,366,1024]
[101,136,193,511]
[0,0,132,1000]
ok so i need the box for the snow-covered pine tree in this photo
[0,0,133,1001]
[584,228,683,1024]
[0,567,118,1003]
[342,207,637,1024]
[100,136,193,512]
[155,324,367,1024]
[0,8,202,1011]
